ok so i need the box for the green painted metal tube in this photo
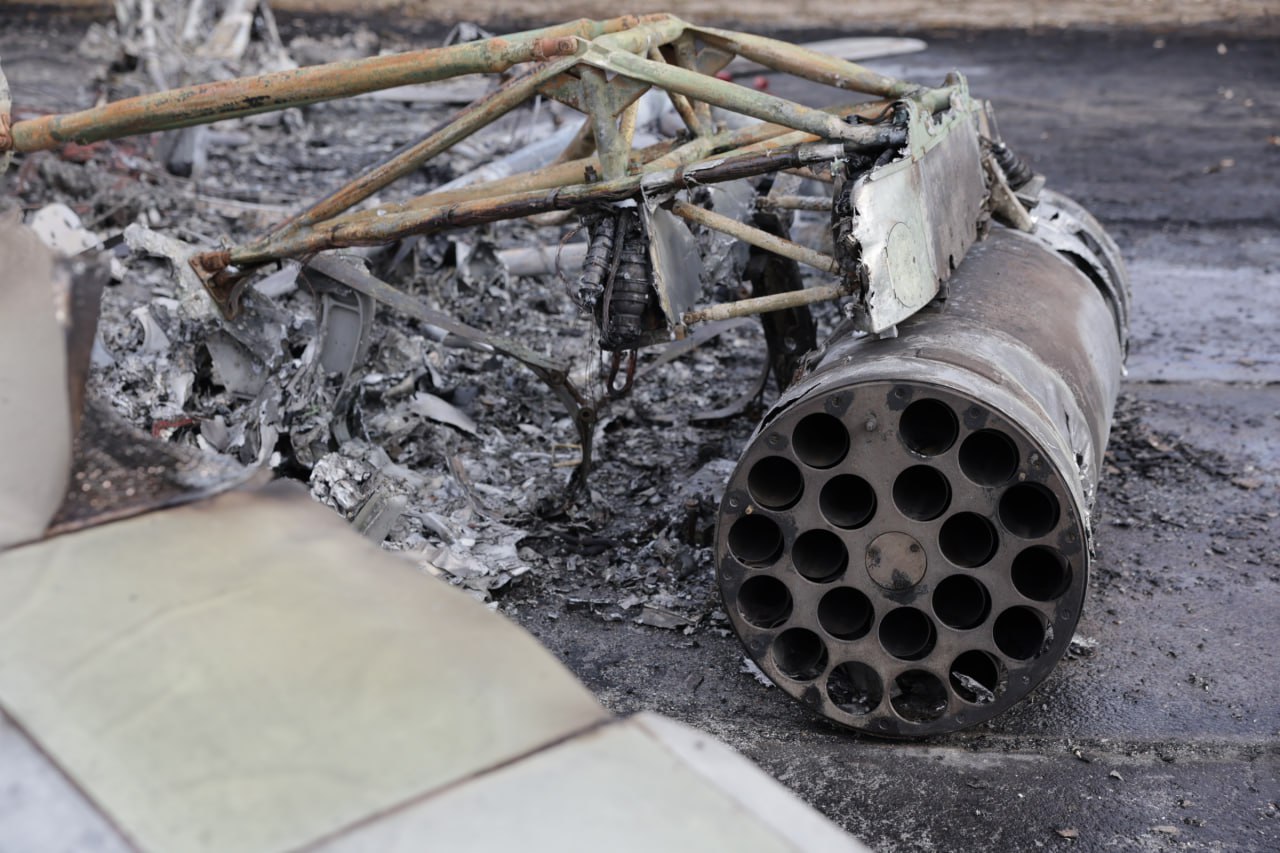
[276,56,579,234]
[6,16,658,152]
[579,45,887,145]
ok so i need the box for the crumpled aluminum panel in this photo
[644,202,703,330]
[845,92,987,333]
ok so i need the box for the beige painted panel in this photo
[313,714,867,853]
[0,483,606,853]
[0,224,71,548]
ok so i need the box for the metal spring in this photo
[576,213,617,311]
[991,142,1034,190]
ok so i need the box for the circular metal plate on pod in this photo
[717,381,1087,738]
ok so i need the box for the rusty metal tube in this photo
[279,56,580,232]
[671,200,840,274]
[682,284,846,325]
[6,16,661,151]
[580,46,892,145]
[691,26,939,105]
[716,213,1129,738]
[221,140,888,266]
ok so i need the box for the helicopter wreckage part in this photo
[3,14,977,336]
[4,15,1133,735]
[716,209,1129,738]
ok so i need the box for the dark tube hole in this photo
[993,607,1047,660]
[892,466,951,522]
[792,529,848,583]
[737,576,793,629]
[818,587,873,640]
[891,670,948,723]
[878,607,937,661]
[747,456,804,510]
[932,574,992,630]
[999,482,1060,539]
[949,651,1005,705]
[827,661,883,715]
[820,475,877,529]
[1012,546,1073,601]
[938,512,999,568]
[772,628,829,681]
[728,515,783,566]
[959,429,1020,486]
[792,412,850,469]
[898,398,959,456]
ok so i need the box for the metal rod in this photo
[675,34,715,130]
[671,199,840,274]
[648,44,703,135]
[580,46,889,145]
[682,283,847,325]
[617,96,640,159]
[280,57,578,233]
[10,35,584,151]
[217,140,867,266]
[369,136,680,216]
[691,26,938,105]
[580,67,630,179]
[553,120,596,164]
[756,195,834,212]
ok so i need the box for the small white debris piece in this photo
[741,657,774,688]
[123,224,212,319]
[129,306,172,354]
[1068,634,1100,659]
[634,604,693,630]
[953,672,995,704]
[409,391,478,435]
[27,204,101,256]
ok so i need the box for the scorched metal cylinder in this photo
[716,212,1128,737]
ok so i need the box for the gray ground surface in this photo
[2,20,1278,853]
[508,32,1280,852]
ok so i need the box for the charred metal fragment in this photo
[989,141,1034,191]
[578,208,664,352]
[600,210,657,351]
[744,206,818,392]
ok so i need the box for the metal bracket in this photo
[838,80,988,333]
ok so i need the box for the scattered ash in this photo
[1091,393,1279,592]
[2,18,839,632]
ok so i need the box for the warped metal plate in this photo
[644,203,703,330]
[847,91,987,333]
[0,482,606,853]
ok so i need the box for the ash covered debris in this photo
[3,10,872,612]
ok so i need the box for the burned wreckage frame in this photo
[0,13,1132,737]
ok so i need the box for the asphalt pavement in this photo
[521,29,1280,852]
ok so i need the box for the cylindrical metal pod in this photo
[717,208,1129,737]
